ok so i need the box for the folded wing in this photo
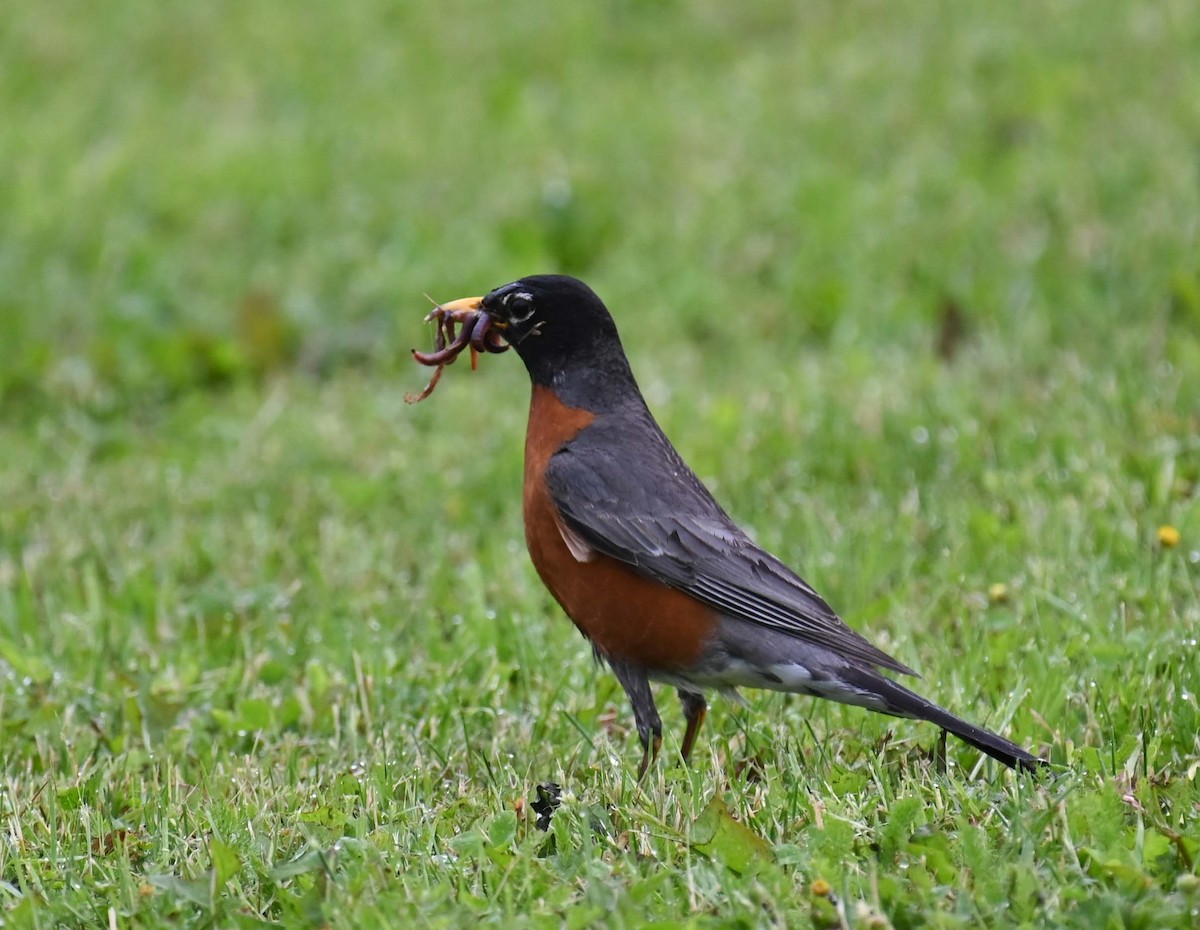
[544,420,916,677]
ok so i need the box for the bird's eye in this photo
[505,291,536,322]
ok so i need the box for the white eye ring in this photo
[504,291,536,323]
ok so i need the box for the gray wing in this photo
[544,425,916,677]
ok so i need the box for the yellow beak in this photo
[429,295,509,329]
[435,296,483,313]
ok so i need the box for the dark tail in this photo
[847,668,1046,772]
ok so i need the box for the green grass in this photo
[2,0,1199,927]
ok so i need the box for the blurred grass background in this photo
[4,0,1198,404]
[2,1,1200,927]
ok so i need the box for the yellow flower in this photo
[811,878,832,897]
[1157,525,1181,548]
[988,582,1009,605]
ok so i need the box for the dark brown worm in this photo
[469,312,492,353]
[483,327,507,352]
[411,317,472,366]
[405,305,509,404]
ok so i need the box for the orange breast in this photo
[523,386,717,670]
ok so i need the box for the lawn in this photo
[2,1,1199,927]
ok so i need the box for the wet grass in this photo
[2,1,1199,926]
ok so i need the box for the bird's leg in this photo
[677,689,708,762]
[638,734,662,780]
[609,659,662,780]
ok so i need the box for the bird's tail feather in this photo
[845,667,1045,772]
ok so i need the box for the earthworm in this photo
[469,312,492,353]
[405,305,509,404]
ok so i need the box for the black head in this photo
[480,275,635,392]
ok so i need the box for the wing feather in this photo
[544,426,915,677]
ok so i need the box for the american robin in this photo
[430,274,1043,776]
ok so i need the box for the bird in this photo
[428,274,1044,776]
